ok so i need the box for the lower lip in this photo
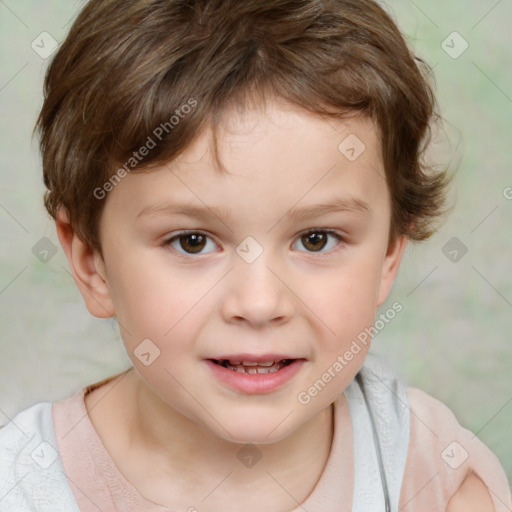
[205,359,305,394]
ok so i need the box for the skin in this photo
[446,472,494,512]
[56,99,493,511]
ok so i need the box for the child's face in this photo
[90,99,406,443]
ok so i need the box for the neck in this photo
[128,368,335,510]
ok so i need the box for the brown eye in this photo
[165,232,216,255]
[294,230,343,253]
[301,232,328,252]
[179,233,206,253]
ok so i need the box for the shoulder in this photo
[405,386,464,445]
[446,471,494,512]
[0,401,79,511]
[399,387,511,512]
[0,401,54,467]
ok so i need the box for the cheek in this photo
[109,261,209,396]
[310,258,384,344]
[298,263,382,407]
[105,251,210,348]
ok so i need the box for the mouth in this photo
[209,358,296,374]
[205,356,305,394]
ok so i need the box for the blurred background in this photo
[0,0,511,486]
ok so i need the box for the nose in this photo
[220,253,295,328]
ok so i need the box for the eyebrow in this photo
[136,197,372,224]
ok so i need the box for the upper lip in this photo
[208,353,302,362]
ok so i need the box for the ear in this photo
[376,234,408,307]
[55,206,115,318]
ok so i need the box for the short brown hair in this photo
[34,0,449,253]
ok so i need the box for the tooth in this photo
[236,367,245,373]
[247,368,258,374]
[268,367,279,373]
[256,367,270,374]
[258,361,275,367]
[242,361,258,366]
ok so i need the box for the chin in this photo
[208,412,302,446]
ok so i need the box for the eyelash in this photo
[162,229,345,257]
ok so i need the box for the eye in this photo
[292,229,344,253]
[163,229,344,256]
[164,231,217,255]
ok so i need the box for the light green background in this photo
[0,0,511,487]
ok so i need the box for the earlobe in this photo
[55,206,115,318]
[376,235,408,307]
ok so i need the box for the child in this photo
[1,0,510,510]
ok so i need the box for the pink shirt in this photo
[52,372,511,511]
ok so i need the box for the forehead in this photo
[181,100,381,170]
[102,101,389,229]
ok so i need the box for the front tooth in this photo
[258,361,275,367]
[247,368,258,374]
[242,361,258,366]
